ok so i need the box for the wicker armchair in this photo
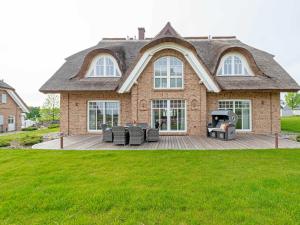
[101,124,113,142]
[146,128,159,142]
[112,126,129,146]
[128,126,144,145]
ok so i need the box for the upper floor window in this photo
[87,54,121,77]
[154,56,183,89]
[1,94,7,104]
[217,52,252,76]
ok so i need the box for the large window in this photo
[152,100,186,131]
[88,101,119,131]
[154,56,183,89]
[87,55,121,77]
[218,100,251,131]
[217,53,251,76]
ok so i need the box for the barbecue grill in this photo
[207,110,238,140]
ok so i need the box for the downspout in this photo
[136,84,139,122]
[270,92,273,134]
[67,92,70,135]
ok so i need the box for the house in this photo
[40,23,300,136]
[0,80,29,132]
[281,103,300,117]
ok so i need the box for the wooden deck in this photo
[32,134,300,150]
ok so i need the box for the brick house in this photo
[0,80,29,132]
[40,23,300,136]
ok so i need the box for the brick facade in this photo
[60,92,131,135]
[0,89,23,132]
[207,91,280,134]
[59,50,281,136]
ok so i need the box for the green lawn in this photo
[0,150,300,225]
[0,127,59,144]
[281,116,300,133]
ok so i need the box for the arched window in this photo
[87,54,121,77]
[217,53,251,76]
[154,56,183,89]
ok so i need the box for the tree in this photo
[285,93,300,110]
[40,94,60,122]
[26,106,41,121]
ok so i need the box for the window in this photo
[152,100,186,131]
[1,94,7,104]
[8,116,14,124]
[0,115,3,125]
[88,101,119,131]
[217,53,251,76]
[218,100,251,131]
[87,55,121,77]
[154,56,183,89]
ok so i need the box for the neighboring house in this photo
[281,104,293,117]
[0,80,29,132]
[281,104,300,117]
[40,23,300,136]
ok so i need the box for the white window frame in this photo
[0,115,3,125]
[1,94,7,104]
[217,52,254,76]
[8,115,15,124]
[86,54,121,78]
[218,99,252,131]
[153,56,184,89]
[87,100,120,133]
[151,99,187,133]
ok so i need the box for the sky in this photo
[0,0,299,106]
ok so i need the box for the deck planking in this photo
[32,134,300,150]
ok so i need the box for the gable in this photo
[118,42,220,93]
[6,90,29,113]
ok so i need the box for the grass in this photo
[281,116,300,133]
[0,127,59,146]
[0,149,300,225]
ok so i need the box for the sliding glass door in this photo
[152,100,186,132]
[88,101,119,131]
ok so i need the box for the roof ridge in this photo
[154,22,182,39]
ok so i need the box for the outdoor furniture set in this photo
[101,123,159,146]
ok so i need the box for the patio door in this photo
[8,115,15,131]
[151,100,186,132]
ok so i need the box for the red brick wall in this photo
[60,92,131,135]
[207,91,280,134]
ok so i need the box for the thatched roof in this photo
[40,23,300,93]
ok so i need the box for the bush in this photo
[48,124,59,129]
[0,139,10,147]
[19,135,43,146]
[22,126,38,131]
[297,135,300,142]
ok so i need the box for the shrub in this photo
[0,139,10,147]
[19,135,43,146]
[22,126,38,131]
[297,135,300,142]
[48,124,59,129]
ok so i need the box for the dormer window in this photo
[87,54,121,77]
[217,52,253,76]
